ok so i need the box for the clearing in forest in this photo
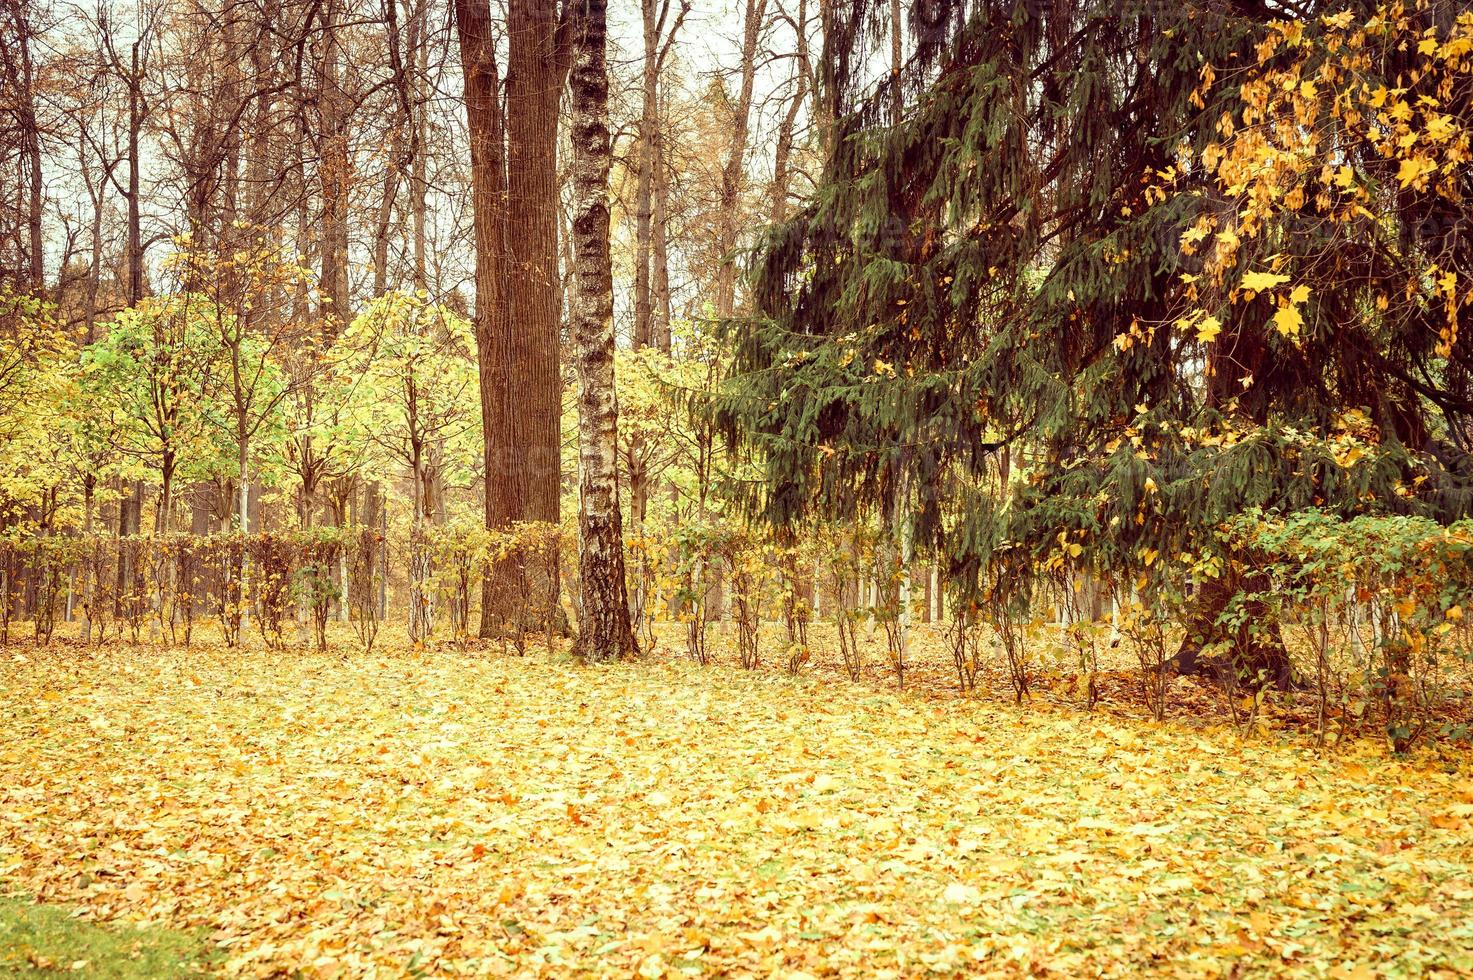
[2,645,1472,977]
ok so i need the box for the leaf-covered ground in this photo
[3,644,1472,977]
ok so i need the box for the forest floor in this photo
[2,631,1473,977]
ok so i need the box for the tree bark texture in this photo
[453,0,523,637]
[569,0,634,661]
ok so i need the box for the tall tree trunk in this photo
[506,0,566,614]
[219,5,244,262]
[372,153,401,296]
[453,0,521,637]
[812,0,837,160]
[651,150,672,350]
[569,0,634,661]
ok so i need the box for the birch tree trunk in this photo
[569,0,634,661]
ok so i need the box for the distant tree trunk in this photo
[888,0,902,124]
[408,442,434,643]
[83,159,105,340]
[80,477,96,642]
[569,0,634,661]
[245,0,281,232]
[769,0,809,225]
[628,0,666,537]
[453,0,521,637]
[126,39,144,305]
[813,0,838,160]
[649,1,683,353]
[651,145,673,351]
[3,0,45,292]
[318,0,352,336]
[920,560,932,624]
[376,0,417,296]
[632,0,681,350]
[410,0,428,289]
[290,92,313,323]
[713,0,767,318]
[114,479,141,620]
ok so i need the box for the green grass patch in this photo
[0,895,210,977]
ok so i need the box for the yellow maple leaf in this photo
[1425,113,1456,143]
[1242,271,1290,292]
[1273,304,1304,337]
[1180,220,1211,248]
[1397,155,1436,188]
[1196,315,1222,343]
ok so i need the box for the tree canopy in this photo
[720,1,1473,640]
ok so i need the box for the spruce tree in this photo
[716,0,1473,682]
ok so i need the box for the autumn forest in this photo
[3,0,1473,975]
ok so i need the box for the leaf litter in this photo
[1,644,1471,977]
